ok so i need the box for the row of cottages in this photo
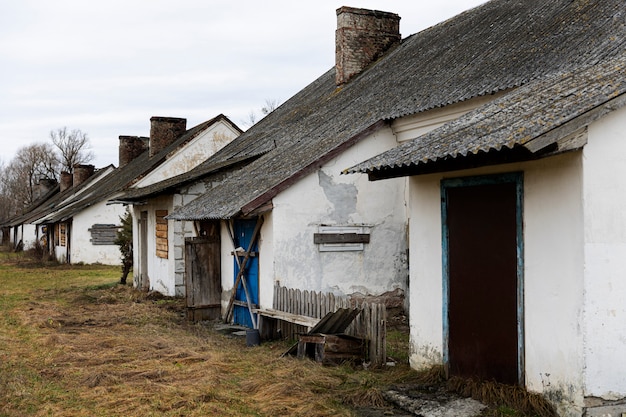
[120,1,622,416]
[1,114,240,267]
[2,165,115,258]
[114,7,412,326]
[3,177,61,249]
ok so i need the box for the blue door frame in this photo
[441,172,525,384]
[232,219,259,328]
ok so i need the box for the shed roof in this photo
[345,54,626,179]
[167,0,625,220]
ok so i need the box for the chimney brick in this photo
[34,178,57,200]
[149,117,187,157]
[119,135,149,167]
[335,7,400,85]
[73,164,95,187]
[60,171,73,192]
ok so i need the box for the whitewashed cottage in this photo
[344,1,626,416]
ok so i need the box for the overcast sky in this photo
[0,0,486,168]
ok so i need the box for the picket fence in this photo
[272,284,387,366]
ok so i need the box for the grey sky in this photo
[0,0,486,168]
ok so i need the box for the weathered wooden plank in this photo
[253,308,319,328]
[313,233,370,244]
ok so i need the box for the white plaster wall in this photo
[21,223,38,249]
[220,220,236,309]
[582,106,626,401]
[523,154,585,417]
[134,122,239,188]
[407,154,586,416]
[54,239,67,263]
[392,93,507,142]
[407,174,444,369]
[270,127,408,297]
[71,202,127,265]
[140,195,176,296]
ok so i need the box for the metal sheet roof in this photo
[346,54,626,178]
[165,0,626,220]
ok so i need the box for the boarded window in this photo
[59,223,67,247]
[54,224,60,246]
[156,210,168,259]
[89,224,120,245]
[314,225,369,252]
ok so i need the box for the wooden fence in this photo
[272,284,387,367]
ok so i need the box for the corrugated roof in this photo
[32,115,239,225]
[2,166,113,229]
[346,54,626,178]
[166,0,625,220]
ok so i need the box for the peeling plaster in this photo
[318,170,357,223]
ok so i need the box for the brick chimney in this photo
[335,7,400,86]
[73,164,95,187]
[34,178,57,200]
[149,116,187,157]
[60,171,73,192]
[119,135,149,167]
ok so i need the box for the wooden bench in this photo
[253,308,320,340]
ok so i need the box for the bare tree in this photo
[245,110,257,128]
[50,127,94,173]
[0,160,17,223]
[243,98,280,128]
[261,98,280,116]
[3,143,59,211]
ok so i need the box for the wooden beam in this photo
[314,233,370,244]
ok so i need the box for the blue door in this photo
[233,219,259,328]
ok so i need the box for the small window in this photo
[89,224,120,245]
[156,210,168,259]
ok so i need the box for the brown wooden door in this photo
[444,176,521,385]
[185,220,221,321]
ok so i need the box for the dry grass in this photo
[447,376,558,417]
[0,255,416,416]
[0,250,554,417]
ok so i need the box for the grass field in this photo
[0,249,555,416]
[0,250,421,416]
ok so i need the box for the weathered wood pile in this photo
[264,284,387,367]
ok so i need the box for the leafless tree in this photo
[243,98,280,128]
[50,127,94,173]
[2,143,59,211]
[261,98,280,116]
[245,111,257,128]
[0,160,17,223]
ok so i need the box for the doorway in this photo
[185,220,222,321]
[138,211,149,290]
[232,218,259,328]
[442,173,524,385]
